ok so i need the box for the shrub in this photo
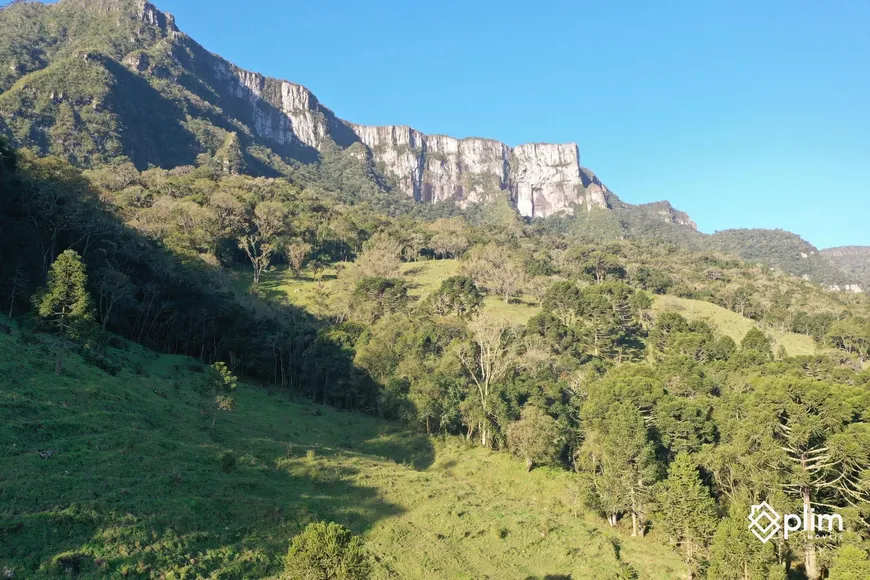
[220,451,236,473]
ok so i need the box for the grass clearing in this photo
[0,316,683,578]
[652,295,819,357]
[240,261,817,346]
[238,259,541,324]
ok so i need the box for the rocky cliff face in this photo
[214,60,614,218]
[203,38,667,219]
[2,0,693,225]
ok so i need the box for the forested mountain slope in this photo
[821,246,870,289]
[2,2,870,578]
[2,132,870,577]
[1,0,863,290]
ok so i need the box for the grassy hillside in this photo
[247,259,542,325]
[0,317,684,579]
[652,295,819,357]
[246,260,818,357]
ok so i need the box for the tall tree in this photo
[654,453,719,580]
[825,318,870,363]
[750,378,870,579]
[507,406,563,471]
[282,521,371,580]
[427,276,483,318]
[205,362,237,429]
[457,315,517,448]
[36,249,92,374]
[95,267,134,330]
[829,544,870,580]
[707,513,781,580]
[286,239,313,278]
[577,401,660,535]
[238,201,288,283]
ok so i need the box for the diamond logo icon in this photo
[748,502,781,543]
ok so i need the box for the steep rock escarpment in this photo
[1,0,692,224]
[206,51,632,218]
[213,62,614,217]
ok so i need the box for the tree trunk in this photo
[526,458,533,472]
[55,348,63,375]
[686,551,695,580]
[803,486,819,580]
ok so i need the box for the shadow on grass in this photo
[265,404,436,472]
[402,266,426,277]
[355,432,435,471]
[0,352,432,577]
[1,438,409,578]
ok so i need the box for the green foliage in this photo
[220,451,237,473]
[506,406,563,471]
[36,249,91,330]
[707,228,853,286]
[205,361,237,428]
[282,522,371,580]
[707,515,781,580]
[829,544,870,580]
[0,134,16,179]
[822,246,870,288]
[2,43,870,577]
[577,401,661,536]
[35,249,92,373]
[652,453,719,578]
[826,317,870,362]
[214,132,245,176]
[537,281,647,362]
[741,327,772,354]
[426,275,483,318]
[790,310,836,341]
[350,277,410,324]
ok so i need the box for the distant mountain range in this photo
[0,0,865,289]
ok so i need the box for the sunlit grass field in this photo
[237,259,542,324]
[0,316,684,578]
[241,259,819,356]
[652,295,819,357]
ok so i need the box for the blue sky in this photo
[26,0,870,248]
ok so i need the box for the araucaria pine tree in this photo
[654,453,719,580]
[36,249,91,374]
[206,362,238,429]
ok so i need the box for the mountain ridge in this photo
[0,0,864,288]
[0,0,693,223]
